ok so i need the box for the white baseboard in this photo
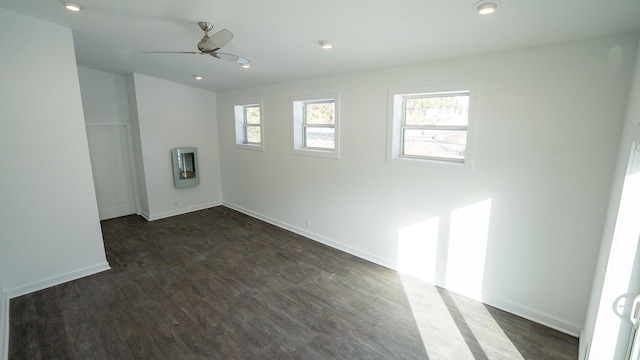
[222,202,395,269]
[99,205,136,220]
[139,209,151,221]
[1,284,7,360]
[478,291,581,337]
[578,328,588,360]
[144,202,222,221]
[1,263,110,360]
[222,201,580,337]
[6,262,111,300]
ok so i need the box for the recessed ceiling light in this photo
[193,75,203,80]
[319,41,332,49]
[241,63,251,69]
[478,3,496,14]
[473,0,500,15]
[64,2,82,11]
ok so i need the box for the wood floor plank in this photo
[9,206,578,359]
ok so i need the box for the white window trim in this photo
[234,99,264,151]
[387,82,478,168]
[291,92,340,159]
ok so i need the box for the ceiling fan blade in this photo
[143,51,203,54]
[205,29,234,50]
[211,52,250,64]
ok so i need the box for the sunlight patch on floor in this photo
[399,273,525,359]
[396,198,525,358]
[399,274,475,359]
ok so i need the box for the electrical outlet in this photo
[173,200,179,207]
[305,220,311,228]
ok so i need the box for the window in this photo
[234,101,263,150]
[292,93,340,158]
[242,104,261,144]
[402,92,469,162]
[389,84,476,164]
[302,100,335,149]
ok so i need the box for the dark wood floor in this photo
[9,206,578,359]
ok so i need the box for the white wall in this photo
[581,35,640,359]
[78,67,140,220]
[131,73,222,220]
[0,9,109,296]
[216,33,639,335]
[78,66,132,124]
[127,75,150,217]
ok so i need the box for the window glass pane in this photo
[246,106,260,124]
[305,127,335,149]
[403,129,467,159]
[405,95,469,126]
[305,102,334,125]
[246,125,261,143]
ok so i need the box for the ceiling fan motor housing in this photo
[198,36,219,53]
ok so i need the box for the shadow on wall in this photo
[395,198,515,357]
[395,198,578,358]
[396,198,492,300]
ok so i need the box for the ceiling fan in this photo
[144,22,250,67]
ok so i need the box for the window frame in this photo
[234,100,264,151]
[291,92,340,159]
[388,83,477,167]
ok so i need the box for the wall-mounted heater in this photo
[171,147,199,188]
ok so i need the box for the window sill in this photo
[292,147,339,159]
[235,143,264,152]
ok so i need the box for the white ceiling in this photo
[2,0,640,92]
